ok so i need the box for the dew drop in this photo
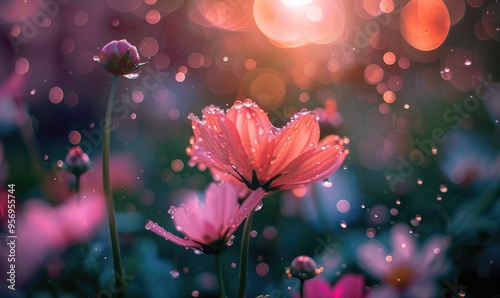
[123,73,140,79]
[30,89,36,95]
[439,184,448,193]
[255,201,263,211]
[417,178,423,185]
[93,55,100,62]
[43,154,49,160]
[234,100,243,109]
[464,59,472,66]
[193,249,204,255]
[226,235,235,246]
[170,270,180,278]
[436,195,442,201]
[458,290,465,297]
[431,147,438,155]
[243,99,253,107]
[340,220,347,228]
[321,178,332,188]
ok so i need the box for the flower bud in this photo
[286,255,322,280]
[95,39,144,76]
[64,146,91,176]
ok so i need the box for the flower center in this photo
[384,264,414,290]
[231,167,282,192]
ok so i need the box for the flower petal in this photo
[226,100,275,175]
[267,111,321,176]
[228,188,265,236]
[331,274,365,298]
[188,107,253,181]
[204,182,239,236]
[390,223,415,262]
[357,240,391,279]
[303,276,331,298]
[273,143,345,190]
[171,202,212,243]
[145,220,201,249]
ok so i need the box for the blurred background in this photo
[0,0,499,297]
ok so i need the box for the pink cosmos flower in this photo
[186,99,347,191]
[0,193,105,285]
[293,274,365,298]
[145,182,265,254]
[357,224,450,298]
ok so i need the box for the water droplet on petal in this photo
[243,99,253,107]
[93,55,100,62]
[234,100,243,109]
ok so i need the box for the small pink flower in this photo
[293,274,366,298]
[186,99,347,191]
[145,182,265,254]
[96,39,144,76]
[357,224,450,298]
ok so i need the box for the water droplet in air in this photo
[123,73,140,79]
[30,89,36,95]
[321,178,332,188]
[255,201,263,211]
[340,220,347,228]
[170,270,180,278]
[439,184,448,193]
[193,248,204,255]
[226,235,235,246]
[93,55,100,62]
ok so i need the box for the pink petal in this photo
[226,100,275,176]
[418,236,449,276]
[204,182,239,236]
[273,144,345,190]
[228,188,265,236]
[331,274,365,298]
[171,202,211,243]
[189,108,252,181]
[390,224,415,262]
[145,221,201,249]
[303,276,331,298]
[357,241,391,278]
[267,111,321,176]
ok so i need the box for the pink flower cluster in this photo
[145,99,347,254]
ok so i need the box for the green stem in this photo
[215,254,227,298]
[299,279,304,298]
[238,209,255,298]
[75,174,80,200]
[103,74,124,298]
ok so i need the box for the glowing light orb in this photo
[253,0,347,48]
[400,0,451,51]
